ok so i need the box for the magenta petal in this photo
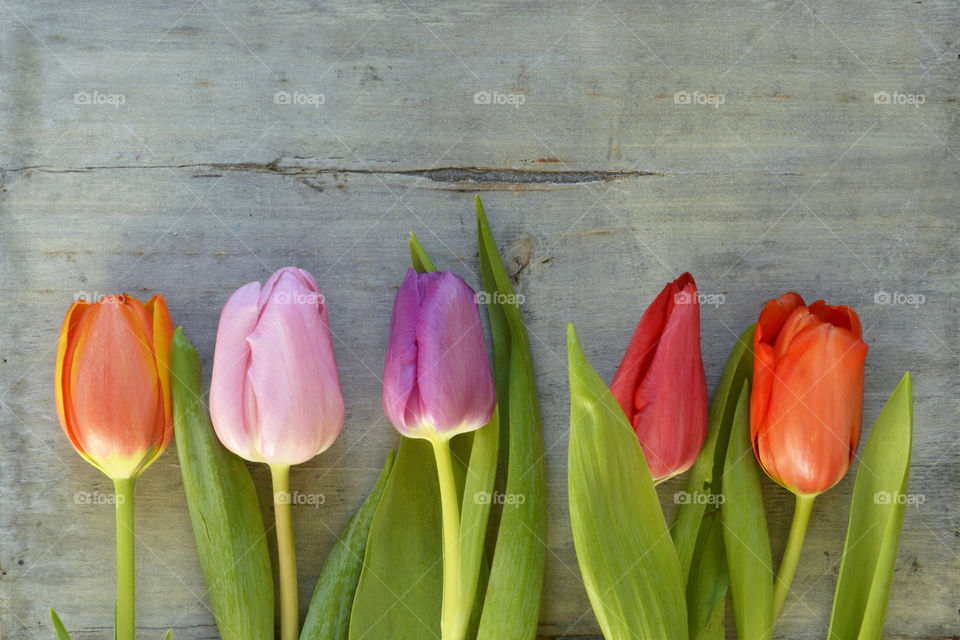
[245,271,344,465]
[210,281,262,461]
[382,268,423,435]
[631,278,708,480]
[416,271,496,435]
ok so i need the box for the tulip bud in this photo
[751,292,868,496]
[382,268,496,441]
[210,267,344,466]
[55,294,174,480]
[609,273,708,482]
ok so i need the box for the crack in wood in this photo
[1,161,662,185]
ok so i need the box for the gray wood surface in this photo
[1,0,957,638]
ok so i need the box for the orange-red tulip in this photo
[751,292,868,496]
[55,294,174,479]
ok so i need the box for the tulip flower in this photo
[55,293,173,640]
[382,267,496,640]
[609,272,708,482]
[750,291,867,618]
[210,266,344,640]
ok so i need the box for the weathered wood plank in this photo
[2,0,958,638]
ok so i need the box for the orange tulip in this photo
[55,294,174,479]
[751,292,868,496]
[751,292,868,618]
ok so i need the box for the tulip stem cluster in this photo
[431,438,467,640]
[773,493,816,619]
[113,477,136,640]
[270,464,299,640]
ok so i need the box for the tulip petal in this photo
[210,281,262,460]
[630,276,708,480]
[69,298,161,477]
[382,268,424,435]
[142,295,174,468]
[416,271,496,436]
[246,270,344,464]
[609,277,675,420]
[808,300,863,339]
[55,301,90,460]
[756,323,867,494]
[755,292,805,348]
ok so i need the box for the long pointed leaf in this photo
[300,452,394,640]
[475,197,547,640]
[349,439,442,640]
[50,609,71,640]
[567,323,688,639]
[170,328,273,640]
[721,381,773,640]
[672,325,756,579]
[672,326,754,638]
[827,372,913,640]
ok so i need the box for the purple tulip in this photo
[210,266,344,465]
[383,268,496,441]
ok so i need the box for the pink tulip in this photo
[382,268,496,441]
[609,273,708,481]
[210,267,344,465]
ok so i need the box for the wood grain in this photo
[1,1,957,638]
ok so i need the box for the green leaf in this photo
[827,372,913,640]
[170,329,273,640]
[671,326,754,638]
[349,438,443,640]
[50,609,71,640]
[690,605,723,640]
[409,232,439,273]
[720,381,773,640]
[566,323,688,639]
[685,509,728,633]
[671,325,755,579]
[474,208,512,466]
[475,196,547,640]
[300,452,395,640]
[162,631,173,640]
[457,407,499,632]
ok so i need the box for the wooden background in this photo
[1,0,957,638]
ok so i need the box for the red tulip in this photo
[609,273,708,481]
[751,292,868,496]
[55,294,174,479]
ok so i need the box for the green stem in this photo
[431,438,466,640]
[113,477,136,640]
[773,493,816,619]
[270,464,298,640]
